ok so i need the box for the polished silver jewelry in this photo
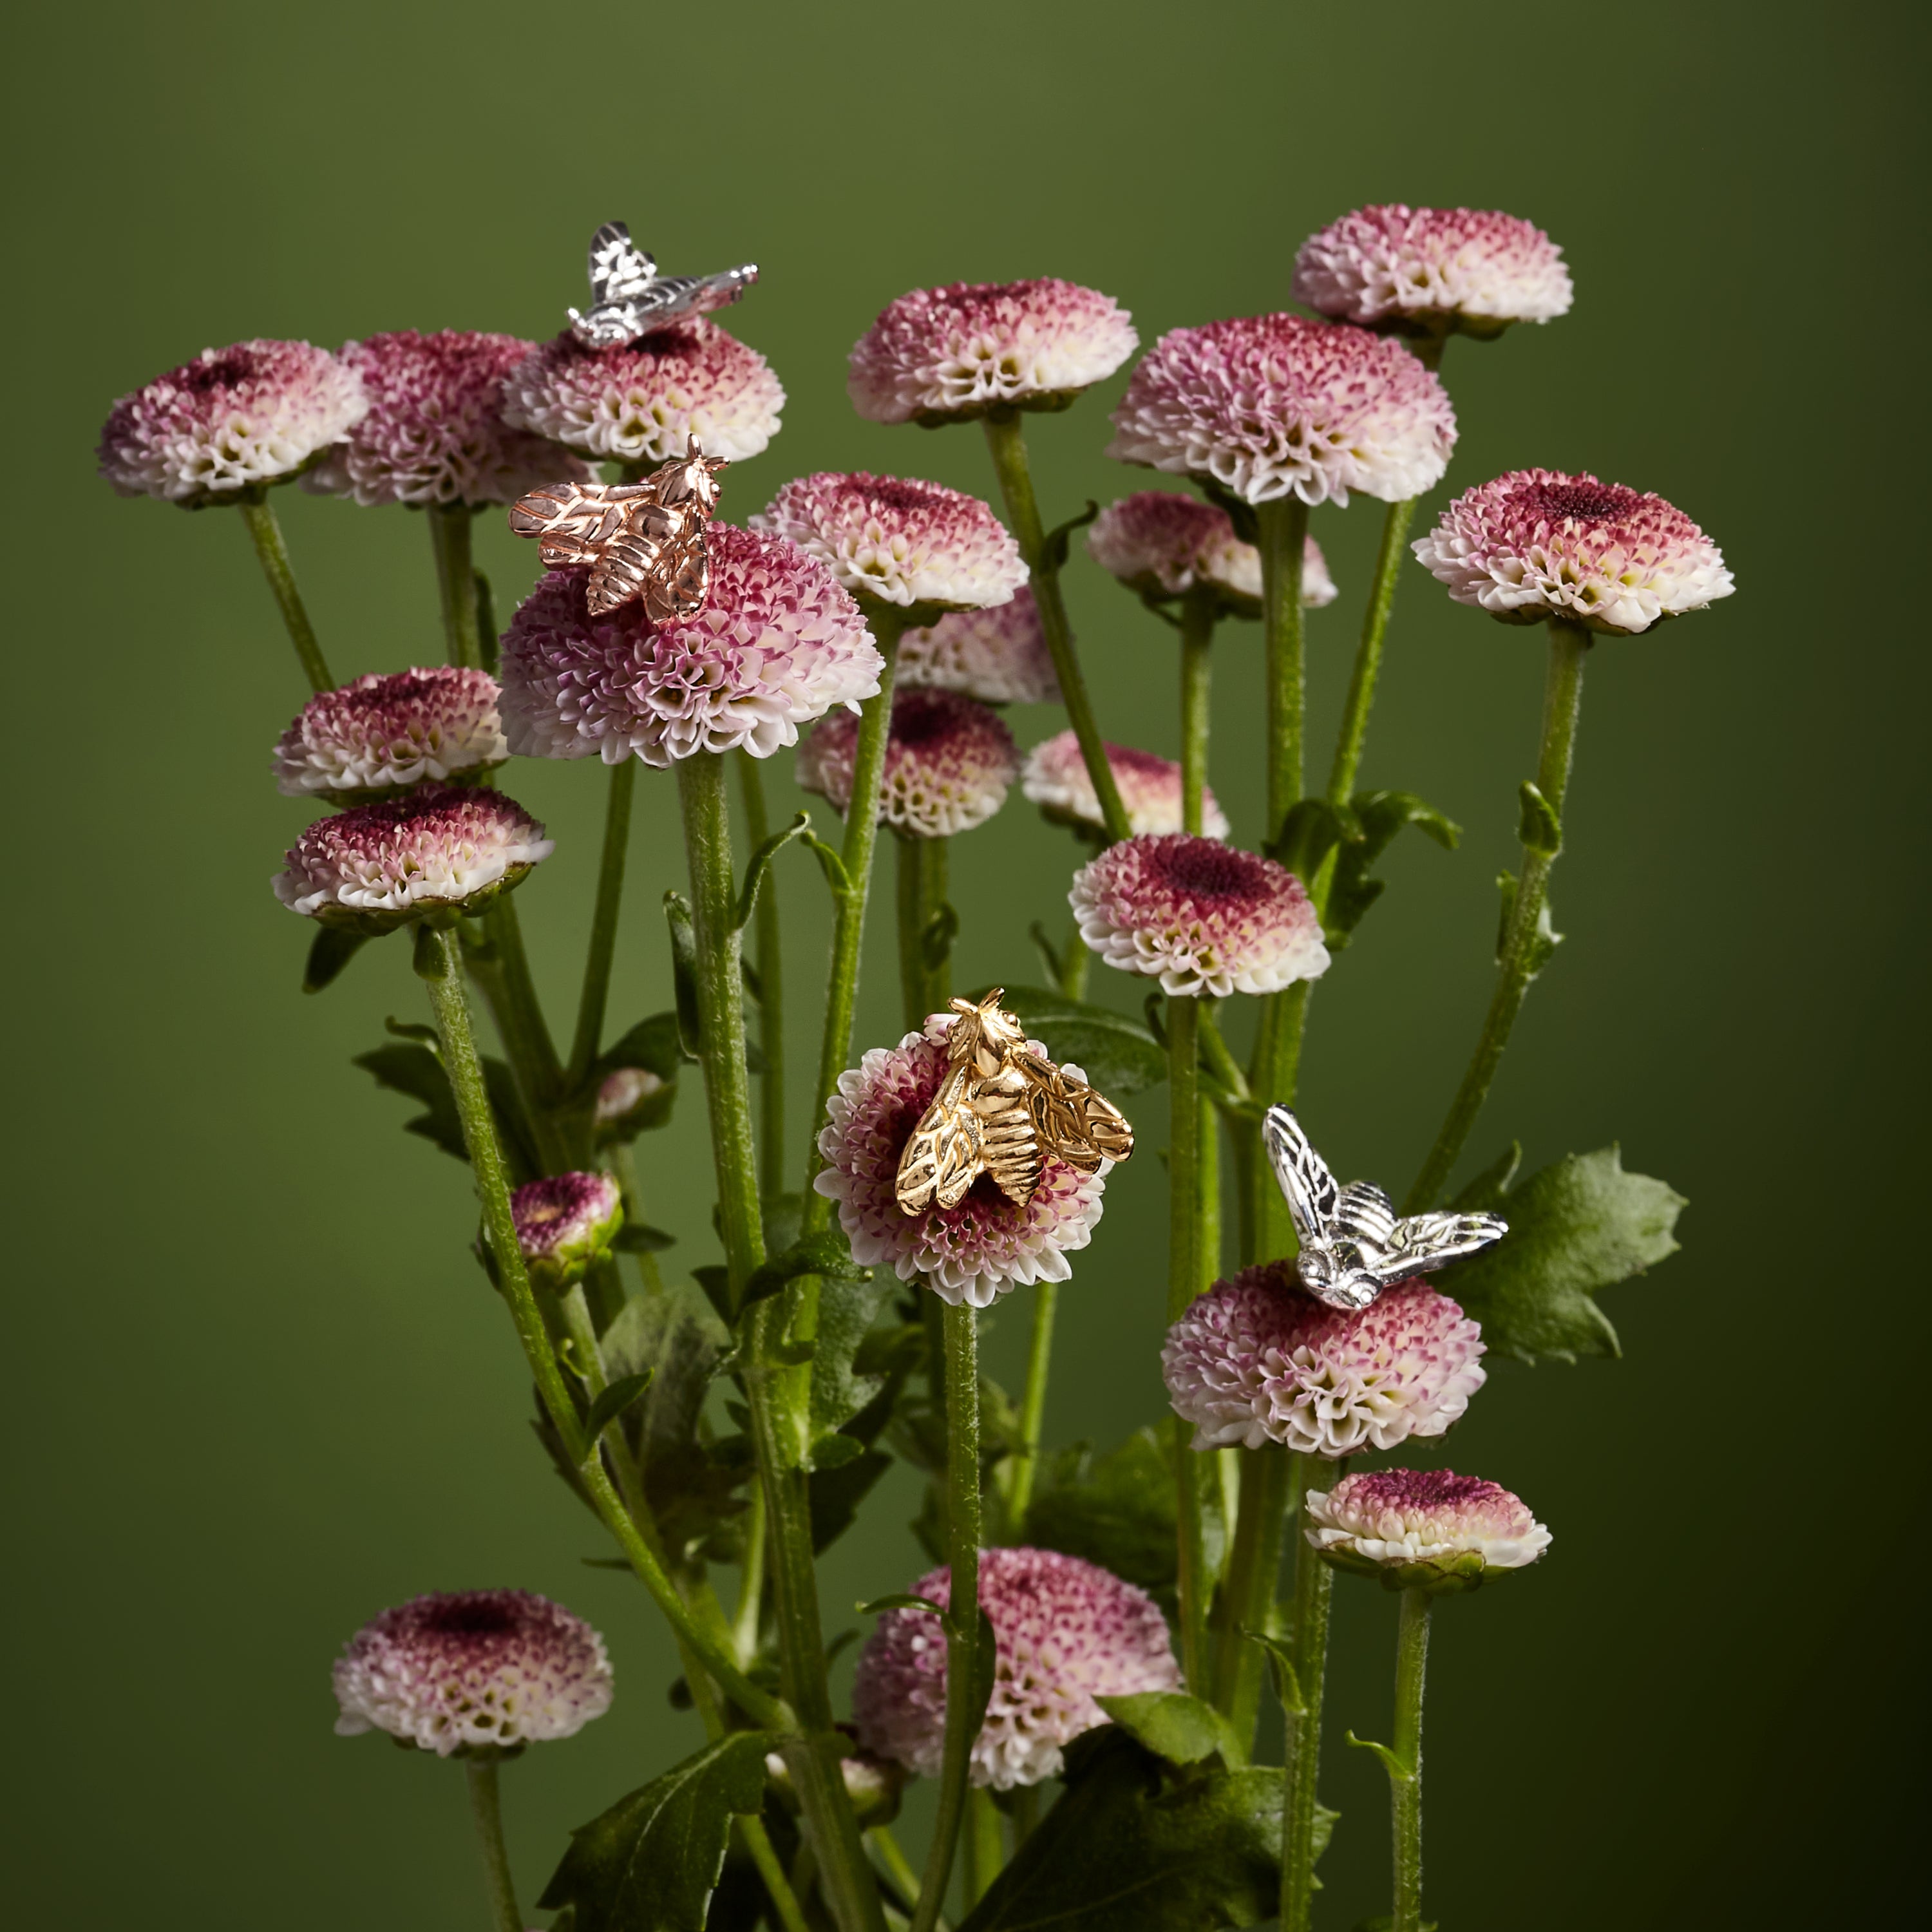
[566,220,758,348]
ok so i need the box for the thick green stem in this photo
[1210,1445,1289,1748]
[895,834,952,1032]
[1388,1589,1432,1932]
[963,1788,1003,1909]
[1403,620,1591,1211]
[1004,1280,1056,1534]
[913,1301,982,1932]
[1198,1088,1220,1292]
[1247,972,1312,1262]
[737,752,788,1203]
[1179,587,1216,837]
[1256,497,1311,845]
[237,497,333,692]
[1326,497,1418,808]
[674,755,884,1932]
[464,1755,523,1932]
[867,1826,927,1920]
[741,1817,815,1932]
[469,896,570,1172]
[1280,1458,1338,1932]
[1166,996,1209,1687]
[430,503,484,670]
[415,923,781,1728]
[567,757,636,1090]
[981,410,1130,844]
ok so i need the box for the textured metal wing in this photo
[507,481,641,567]
[1019,1053,1134,1175]
[897,1066,986,1214]
[624,264,759,328]
[587,220,656,305]
[1331,1180,1399,1257]
[1379,1209,1509,1278]
[1262,1106,1338,1248]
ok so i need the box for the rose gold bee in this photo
[895,989,1135,1217]
[507,433,728,621]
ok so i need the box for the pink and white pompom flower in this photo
[814,1014,1111,1306]
[1162,1262,1486,1458]
[273,784,552,933]
[752,472,1027,612]
[1072,834,1328,997]
[1108,314,1455,507]
[509,1171,624,1291]
[1294,204,1573,337]
[273,667,507,802]
[1023,733,1229,840]
[332,1589,613,1756]
[848,278,1138,426]
[97,339,368,504]
[1413,468,1735,636]
[799,688,1019,839]
[302,330,587,507]
[1305,1469,1551,1595]
[497,528,882,766]
[898,587,1060,705]
[851,1547,1179,1789]
[1087,491,1336,612]
[500,319,785,465]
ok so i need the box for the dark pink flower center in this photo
[180,346,268,393]
[418,1594,522,1639]
[1518,480,1643,526]
[1353,1470,1497,1510]
[1150,839,1271,900]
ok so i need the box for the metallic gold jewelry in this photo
[567,220,757,348]
[507,435,726,621]
[896,990,1135,1215]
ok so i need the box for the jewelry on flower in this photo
[507,435,727,620]
[895,990,1133,1215]
[566,220,757,348]
[1263,1105,1506,1311]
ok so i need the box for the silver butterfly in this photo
[566,221,759,349]
[1263,1106,1508,1311]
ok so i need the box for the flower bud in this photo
[1305,1468,1550,1595]
[510,1171,623,1291]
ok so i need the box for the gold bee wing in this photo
[507,481,638,570]
[896,1064,987,1215]
[1016,1050,1135,1173]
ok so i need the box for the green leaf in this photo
[741,1231,869,1314]
[1327,791,1461,951]
[1517,779,1562,855]
[351,1041,538,1182]
[1244,1629,1305,1719]
[663,893,702,1061]
[1270,797,1354,879]
[974,985,1167,1097]
[799,828,852,900]
[1093,1692,1242,1768]
[955,1729,1284,1932]
[1027,920,1066,986]
[595,1011,684,1083]
[810,1447,893,1552]
[537,1731,777,1932]
[1024,1428,1183,1590]
[582,1370,654,1444]
[611,1221,676,1253]
[303,925,372,993]
[1435,1146,1687,1365]
[1449,1142,1521,1215]
[1495,870,1562,976]
[809,1253,896,1443]
[807,1432,866,1472]
[1040,498,1100,572]
[735,811,811,929]
[1345,1729,1412,1783]
[922,901,961,971]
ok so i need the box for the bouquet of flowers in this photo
[99,204,1722,1932]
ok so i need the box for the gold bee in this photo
[895,990,1135,1216]
[507,434,727,621]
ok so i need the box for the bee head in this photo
[947,989,1025,1059]
[663,435,729,511]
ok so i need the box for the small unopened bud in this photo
[510,1172,623,1291]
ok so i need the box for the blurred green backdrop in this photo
[7,0,1926,1924]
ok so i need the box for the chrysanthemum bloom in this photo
[1071,834,1327,996]
[1306,1469,1551,1595]
[751,473,1027,613]
[849,279,1138,427]
[594,1066,666,1140]
[1021,732,1229,841]
[332,1589,613,1756]
[851,1547,1180,1788]
[509,1171,624,1291]
[1294,205,1573,339]
[1108,314,1455,507]
[273,784,552,934]
[272,667,507,802]
[1087,491,1336,613]
[500,319,784,464]
[97,339,368,504]
[897,588,1060,705]
[814,1014,1110,1305]
[498,528,881,766]
[1161,1262,1486,1457]
[799,688,1019,839]
[301,330,587,507]
[1412,468,1735,636]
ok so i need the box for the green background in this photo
[8,0,1924,1924]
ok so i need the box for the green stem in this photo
[963,1788,1003,1909]
[430,503,484,669]
[237,497,333,692]
[895,834,952,1032]
[737,752,789,1204]
[1179,586,1215,837]
[1389,1589,1432,1932]
[1279,1457,1338,1932]
[674,755,884,1932]
[464,1755,523,1932]
[731,1480,768,1665]
[1166,996,1209,1689]
[913,1300,982,1932]
[1256,496,1311,846]
[1198,1088,1220,1293]
[1003,1280,1056,1534]
[1325,497,1419,807]
[1209,1445,1289,1749]
[981,410,1130,844]
[414,922,781,1728]
[1403,619,1591,1211]
[867,1826,929,1922]
[1059,914,1091,999]
[1246,972,1311,1262]
[605,1143,666,1296]
[566,757,636,1091]
[469,897,570,1172]
[741,1815,815,1932]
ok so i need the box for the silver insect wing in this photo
[1262,1106,1507,1311]
[566,220,759,349]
